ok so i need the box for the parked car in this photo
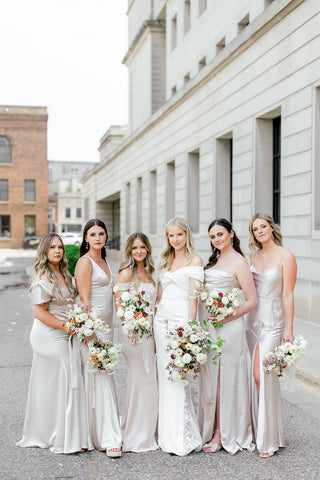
[59,232,82,246]
[23,236,41,249]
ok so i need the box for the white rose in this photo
[175,348,183,356]
[196,352,207,364]
[171,370,181,382]
[85,319,93,329]
[113,285,119,292]
[84,328,93,337]
[210,289,219,297]
[190,334,199,343]
[228,293,235,301]
[122,324,130,335]
[124,310,135,321]
[206,298,213,307]
[191,344,201,354]
[117,308,124,318]
[170,340,180,350]
[174,357,184,367]
[221,296,228,305]
[182,353,192,364]
[200,292,208,301]
[121,291,132,302]
[79,313,88,321]
[97,352,105,361]
[233,299,240,307]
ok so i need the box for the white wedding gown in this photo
[154,266,203,456]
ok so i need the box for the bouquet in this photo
[114,287,153,344]
[166,320,225,385]
[193,283,242,327]
[263,335,307,377]
[66,303,108,342]
[87,339,122,375]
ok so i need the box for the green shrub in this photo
[64,245,80,277]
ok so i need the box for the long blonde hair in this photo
[158,217,194,273]
[248,213,283,261]
[32,233,77,301]
[119,232,155,290]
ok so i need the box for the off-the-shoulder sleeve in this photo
[114,282,132,291]
[29,280,53,305]
[186,266,204,283]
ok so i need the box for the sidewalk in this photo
[0,248,319,391]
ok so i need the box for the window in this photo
[0,179,8,201]
[76,207,82,218]
[24,180,36,201]
[187,150,200,232]
[24,215,36,237]
[216,134,233,221]
[171,15,177,50]
[229,139,233,222]
[126,182,131,234]
[315,87,320,229]
[273,117,281,224]
[136,177,142,231]
[0,215,10,237]
[65,207,71,218]
[199,0,207,16]
[184,0,190,34]
[166,161,176,221]
[149,170,157,234]
[0,136,11,164]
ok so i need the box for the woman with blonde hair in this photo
[17,233,88,454]
[246,213,297,458]
[75,219,122,457]
[114,232,158,452]
[154,217,203,456]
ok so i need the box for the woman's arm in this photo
[75,257,93,306]
[32,302,73,333]
[114,269,133,312]
[282,251,297,343]
[188,256,203,321]
[216,258,258,325]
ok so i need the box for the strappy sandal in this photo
[259,452,275,458]
[106,447,122,458]
[202,442,222,453]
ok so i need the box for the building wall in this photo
[0,105,48,248]
[83,0,320,323]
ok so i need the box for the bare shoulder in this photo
[38,274,51,283]
[75,256,93,275]
[234,252,250,269]
[116,268,134,283]
[190,254,203,267]
[281,248,297,266]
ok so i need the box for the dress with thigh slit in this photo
[246,265,285,454]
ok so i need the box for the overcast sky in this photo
[0,0,128,163]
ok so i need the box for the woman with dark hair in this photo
[114,233,158,452]
[75,219,122,457]
[200,219,257,455]
[247,213,297,458]
[17,233,88,454]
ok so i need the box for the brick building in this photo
[0,105,48,248]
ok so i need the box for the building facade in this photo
[82,0,320,323]
[0,105,48,248]
[48,161,98,234]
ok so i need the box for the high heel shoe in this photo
[259,451,275,458]
[202,442,222,453]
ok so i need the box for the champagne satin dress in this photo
[199,269,254,454]
[17,279,88,454]
[246,264,285,454]
[116,281,158,452]
[76,256,122,451]
[154,266,203,456]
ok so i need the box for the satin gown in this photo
[17,279,88,454]
[76,256,122,451]
[154,266,203,456]
[246,265,285,454]
[116,281,158,452]
[199,269,254,454]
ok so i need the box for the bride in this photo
[154,217,203,456]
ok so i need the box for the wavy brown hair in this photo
[158,217,195,273]
[248,213,283,261]
[119,232,155,289]
[205,218,244,269]
[32,233,77,301]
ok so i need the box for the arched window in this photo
[0,136,11,164]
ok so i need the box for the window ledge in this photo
[0,237,11,240]
[0,201,9,204]
[24,201,36,204]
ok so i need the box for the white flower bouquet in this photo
[87,339,122,375]
[66,303,108,342]
[193,283,242,327]
[263,335,307,377]
[166,320,225,385]
[114,287,153,344]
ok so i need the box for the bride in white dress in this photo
[75,219,122,457]
[199,219,257,455]
[154,217,203,456]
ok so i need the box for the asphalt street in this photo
[0,252,320,480]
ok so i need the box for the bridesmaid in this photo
[114,233,158,452]
[75,219,122,458]
[200,219,257,455]
[246,213,297,458]
[17,233,88,454]
[154,217,203,456]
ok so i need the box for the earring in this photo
[86,242,89,249]
[231,238,234,246]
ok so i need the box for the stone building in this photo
[0,105,48,248]
[82,0,320,323]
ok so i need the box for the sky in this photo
[0,0,128,163]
